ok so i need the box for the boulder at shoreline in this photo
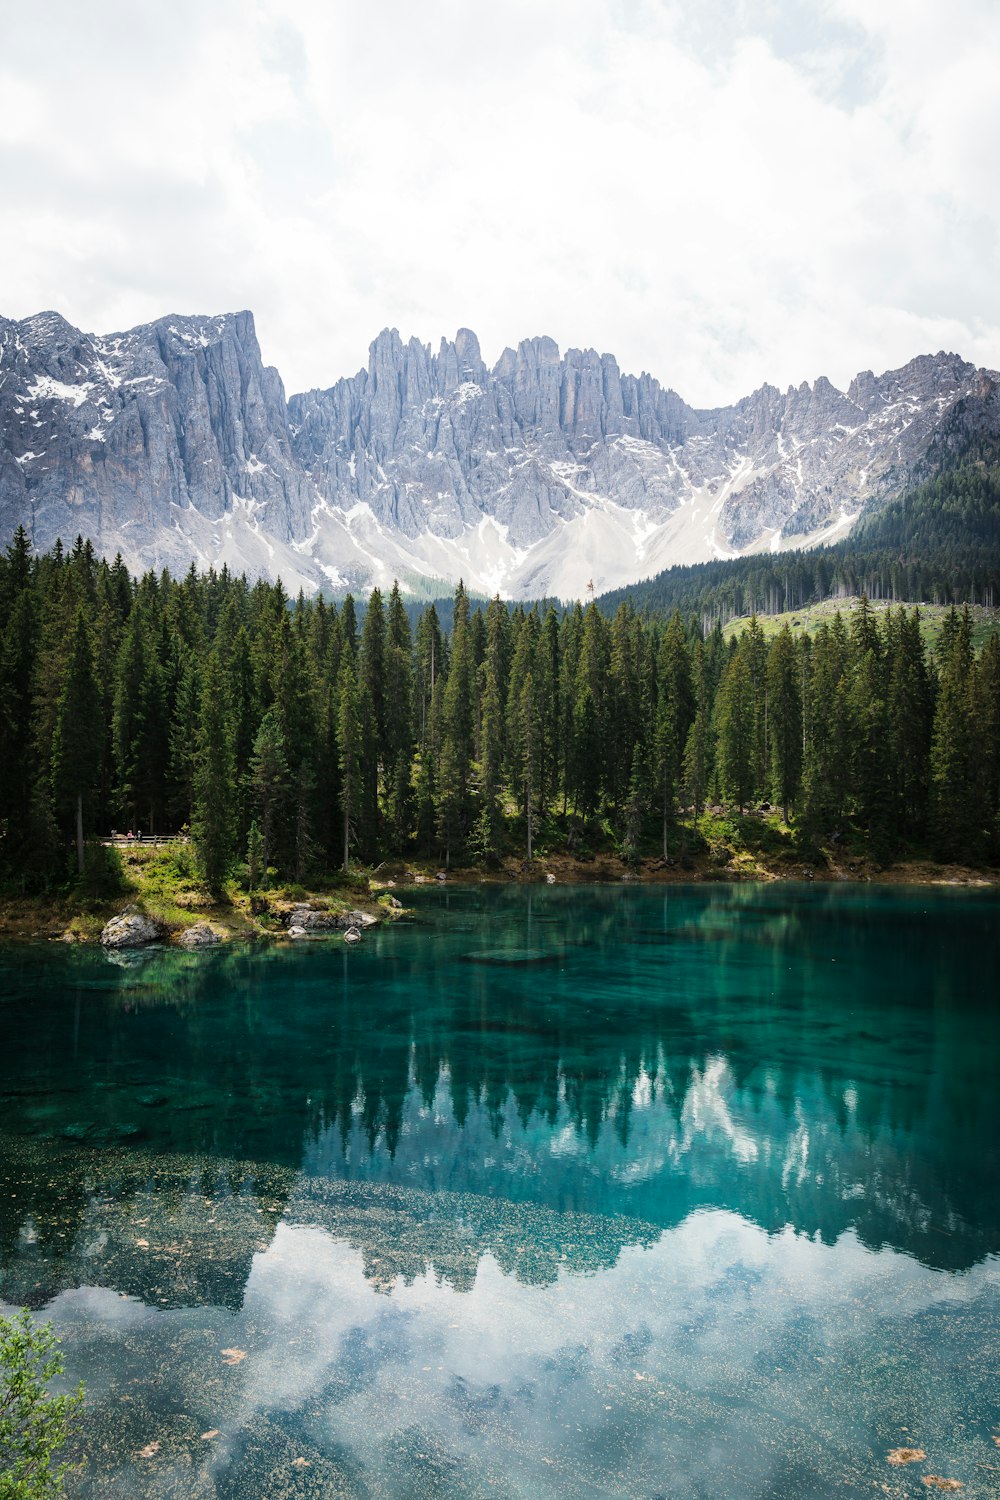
[100,910,163,949]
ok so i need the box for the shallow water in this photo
[0,883,997,1497]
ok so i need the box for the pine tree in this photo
[765,626,802,823]
[802,617,851,834]
[885,608,932,837]
[250,709,290,884]
[622,746,647,870]
[167,650,201,828]
[715,641,755,812]
[191,651,235,890]
[977,634,1000,853]
[436,585,475,862]
[112,588,168,835]
[246,820,264,892]
[385,582,415,848]
[51,609,103,874]
[337,657,362,871]
[359,586,388,826]
[930,607,979,860]
[570,686,603,819]
[341,593,358,659]
[848,645,890,851]
[0,528,39,864]
[473,660,504,862]
[653,612,695,855]
[516,670,541,862]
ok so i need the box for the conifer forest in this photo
[1,523,999,894]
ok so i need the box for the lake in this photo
[0,883,998,1497]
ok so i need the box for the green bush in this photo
[78,842,127,898]
[0,1309,84,1498]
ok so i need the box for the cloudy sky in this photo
[2,0,997,405]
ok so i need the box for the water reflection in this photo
[2,1180,996,1497]
[0,883,998,1495]
[1,884,997,1284]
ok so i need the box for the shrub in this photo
[0,1309,84,1497]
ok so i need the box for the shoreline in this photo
[1,854,997,946]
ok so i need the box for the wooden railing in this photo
[103,835,189,846]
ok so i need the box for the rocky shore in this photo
[0,851,995,947]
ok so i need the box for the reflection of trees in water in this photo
[0,1138,657,1310]
[0,885,997,1299]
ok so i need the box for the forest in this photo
[1,523,999,896]
[598,464,1000,621]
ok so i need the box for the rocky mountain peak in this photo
[2,308,996,600]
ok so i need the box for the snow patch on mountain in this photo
[2,308,996,599]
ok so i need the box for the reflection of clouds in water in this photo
[679,1054,759,1165]
[222,1209,995,1495]
[17,1202,997,1496]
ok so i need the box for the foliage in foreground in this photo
[0,1310,83,1499]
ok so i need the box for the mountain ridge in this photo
[1,306,996,599]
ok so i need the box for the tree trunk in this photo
[662,774,669,861]
[75,791,85,876]
[342,804,350,872]
[526,788,532,863]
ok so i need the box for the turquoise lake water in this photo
[0,882,998,1497]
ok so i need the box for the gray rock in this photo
[286,904,377,932]
[2,307,997,598]
[100,910,162,949]
[286,904,340,931]
[177,922,221,948]
[343,926,362,944]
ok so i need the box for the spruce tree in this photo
[516,670,540,862]
[337,657,362,871]
[715,642,755,812]
[191,650,235,890]
[51,608,103,874]
[653,611,695,855]
[250,709,290,884]
[930,607,979,860]
[765,626,802,823]
[0,529,39,864]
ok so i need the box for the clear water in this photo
[0,883,998,1498]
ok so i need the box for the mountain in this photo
[2,307,997,598]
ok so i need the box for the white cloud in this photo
[1,0,998,405]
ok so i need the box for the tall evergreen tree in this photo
[436,586,475,865]
[930,607,979,860]
[191,650,235,890]
[337,657,362,871]
[250,709,290,883]
[765,626,802,823]
[51,609,103,874]
[715,642,755,812]
[653,611,695,855]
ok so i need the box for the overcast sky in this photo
[2,0,997,406]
